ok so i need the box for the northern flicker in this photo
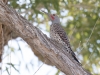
[42,11,80,64]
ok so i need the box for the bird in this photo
[42,11,80,64]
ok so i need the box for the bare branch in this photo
[0,1,91,75]
[0,23,4,62]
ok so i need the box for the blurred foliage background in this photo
[3,0,100,75]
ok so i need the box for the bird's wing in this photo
[53,23,80,63]
[53,23,71,49]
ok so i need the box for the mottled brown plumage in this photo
[43,11,80,64]
[50,23,80,63]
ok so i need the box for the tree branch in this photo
[0,23,4,62]
[0,1,91,75]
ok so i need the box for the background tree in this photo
[1,0,100,75]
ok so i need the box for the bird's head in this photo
[42,11,60,24]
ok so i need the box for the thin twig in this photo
[80,17,99,51]
[81,18,99,67]
[33,63,44,75]
[69,25,76,41]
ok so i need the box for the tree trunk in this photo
[0,1,91,75]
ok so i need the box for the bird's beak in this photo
[41,10,50,17]
[41,10,47,14]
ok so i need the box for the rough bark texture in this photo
[0,1,92,75]
[0,23,3,62]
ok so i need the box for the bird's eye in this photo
[53,14,55,16]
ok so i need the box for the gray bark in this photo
[0,1,91,75]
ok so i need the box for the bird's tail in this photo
[72,54,82,66]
